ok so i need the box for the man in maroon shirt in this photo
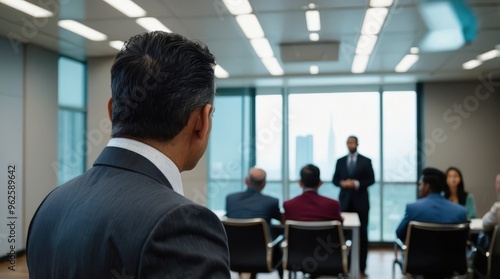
[284,164,343,222]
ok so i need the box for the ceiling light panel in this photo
[361,8,388,35]
[395,54,419,72]
[235,14,265,39]
[215,64,230,78]
[262,57,284,76]
[58,20,107,41]
[0,0,53,17]
[352,54,370,73]
[370,0,394,7]
[310,65,319,75]
[250,38,274,58]
[309,33,319,41]
[305,10,321,31]
[477,49,499,61]
[103,0,146,17]
[109,40,124,51]
[136,17,172,32]
[222,0,252,15]
[355,35,378,55]
[462,59,482,70]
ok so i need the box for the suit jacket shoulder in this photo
[27,147,230,279]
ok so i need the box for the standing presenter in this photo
[332,135,374,278]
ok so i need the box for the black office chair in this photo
[282,220,350,279]
[221,217,283,278]
[473,224,500,278]
[393,221,470,278]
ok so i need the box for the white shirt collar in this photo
[349,152,358,161]
[107,138,184,196]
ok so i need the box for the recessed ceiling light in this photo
[309,33,320,41]
[352,55,370,73]
[58,20,107,41]
[308,3,316,9]
[462,59,482,70]
[222,0,253,15]
[250,38,274,58]
[305,10,321,31]
[136,17,172,32]
[103,0,146,18]
[235,14,265,39]
[477,49,499,61]
[215,65,230,78]
[262,57,284,76]
[310,65,319,75]
[370,0,394,7]
[395,54,419,72]
[360,8,388,35]
[0,0,53,17]
[109,40,125,51]
[355,35,378,55]
[410,47,419,54]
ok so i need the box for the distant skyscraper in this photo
[296,135,313,179]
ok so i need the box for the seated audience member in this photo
[444,166,477,218]
[482,173,500,232]
[284,164,343,222]
[473,173,500,274]
[226,167,283,225]
[396,167,467,242]
[226,167,283,279]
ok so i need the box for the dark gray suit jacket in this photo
[27,147,230,279]
[225,188,282,224]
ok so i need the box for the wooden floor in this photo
[0,248,423,278]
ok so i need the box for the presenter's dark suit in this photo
[27,147,230,279]
[396,193,467,241]
[225,188,282,225]
[332,153,374,273]
[283,191,343,222]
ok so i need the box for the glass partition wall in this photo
[208,87,417,242]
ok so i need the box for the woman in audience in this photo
[444,166,477,218]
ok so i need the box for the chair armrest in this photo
[395,238,406,250]
[268,234,284,248]
[343,239,352,251]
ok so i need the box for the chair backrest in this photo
[403,221,470,277]
[221,217,274,273]
[487,225,500,278]
[283,220,348,276]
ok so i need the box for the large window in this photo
[208,88,418,242]
[207,89,253,210]
[57,57,86,185]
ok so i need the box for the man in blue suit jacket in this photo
[27,31,230,278]
[396,167,468,241]
[226,167,282,225]
[333,136,375,276]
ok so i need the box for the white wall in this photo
[0,36,24,255]
[424,79,500,216]
[86,57,209,205]
[23,44,59,245]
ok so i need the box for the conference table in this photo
[470,218,483,233]
[340,212,361,279]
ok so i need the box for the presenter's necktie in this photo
[348,156,356,177]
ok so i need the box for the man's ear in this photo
[107,98,113,121]
[194,103,212,140]
[298,180,304,188]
